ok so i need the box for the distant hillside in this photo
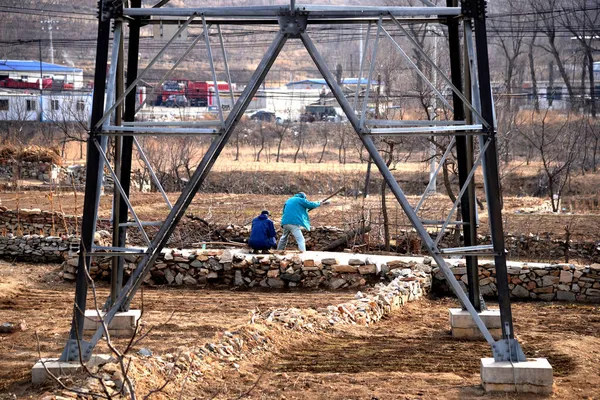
[0,0,393,87]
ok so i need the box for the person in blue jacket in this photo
[248,210,277,253]
[277,192,330,252]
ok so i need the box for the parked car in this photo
[250,110,276,122]
[250,110,283,124]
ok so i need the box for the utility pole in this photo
[363,75,381,198]
[40,18,59,64]
[428,26,440,194]
[38,39,43,122]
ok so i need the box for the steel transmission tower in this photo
[60,0,526,365]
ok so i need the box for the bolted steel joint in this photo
[98,0,124,22]
[461,0,487,21]
[277,13,308,37]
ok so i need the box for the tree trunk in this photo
[442,160,457,203]
[381,178,390,251]
[234,133,240,161]
[586,48,597,118]
[256,136,265,162]
[318,135,328,163]
[276,135,284,162]
[592,137,598,172]
[381,142,393,251]
[548,37,576,110]
[321,225,372,251]
[528,36,540,113]
[293,136,302,163]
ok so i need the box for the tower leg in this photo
[447,0,481,311]
[60,2,112,362]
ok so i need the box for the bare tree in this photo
[293,122,306,163]
[47,94,90,158]
[489,0,528,163]
[317,122,330,163]
[557,0,600,117]
[515,108,582,212]
[526,32,540,113]
[252,121,268,162]
[274,120,291,162]
[529,0,576,110]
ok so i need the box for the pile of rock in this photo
[0,160,57,182]
[262,272,428,328]
[0,207,77,237]
[433,260,600,303]
[0,234,74,263]
[61,249,432,291]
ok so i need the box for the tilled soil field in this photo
[2,192,599,241]
[1,260,599,399]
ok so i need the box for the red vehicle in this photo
[0,77,72,90]
[0,77,52,90]
[158,80,232,107]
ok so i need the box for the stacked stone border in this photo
[62,249,433,291]
[433,260,600,303]
[56,249,600,303]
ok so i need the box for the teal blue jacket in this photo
[280,193,321,231]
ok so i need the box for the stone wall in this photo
[480,234,600,265]
[0,207,597,263]
[432,260,600,303]
[0,161,56,182]
[0,161,146,191]
[61,250,432,292]
[0,207,79,236]
[0,234,75,262]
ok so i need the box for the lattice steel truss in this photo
[61,0,527,364]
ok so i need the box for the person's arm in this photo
[300,198,321,210]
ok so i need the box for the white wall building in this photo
[0,89,93,123]
[260,87,322,120]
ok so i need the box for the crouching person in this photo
[248,210,277,253]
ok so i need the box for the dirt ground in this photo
[1,260,599,399]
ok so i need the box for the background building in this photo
[0,60,84,89]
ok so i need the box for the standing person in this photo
[277,192,330,252]
[248,210,277,253]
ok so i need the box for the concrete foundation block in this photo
[449,308,502,340]
[83,309,141,337]
[32,354,113,385]
[481,358,553,394]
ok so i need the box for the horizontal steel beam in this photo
[369,124,484,135]
[119,221,164,227]
[438,251,498,257]
[148,17,445,25]
[367,119,467,127]
[92,245,147,253]
[104,125,220,135]
[122,121,223,127]
[440,244,494,254]
[87,252,148,257]
[124,5,460,18]
[421,219,466,225]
